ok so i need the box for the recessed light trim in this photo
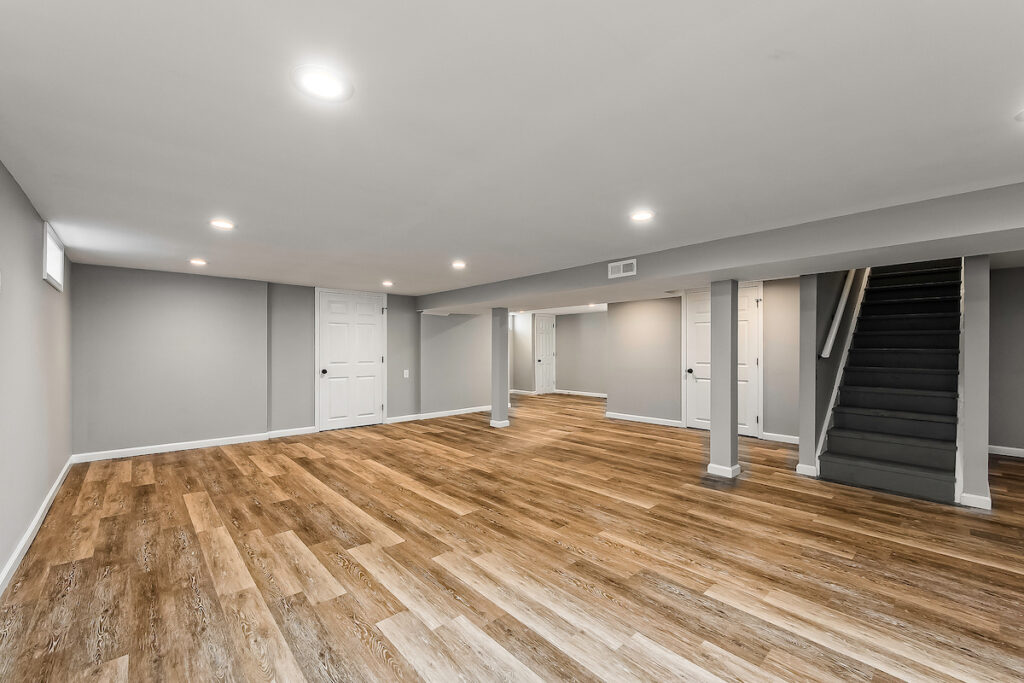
[588,303,597,307]
[382,280,394,288]
[210,218,235,230]
[452,259,466,270]
[293,65,353,102]
[630,209,655,223]
[190,258,207,266]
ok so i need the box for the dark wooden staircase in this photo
[819,258,962,502]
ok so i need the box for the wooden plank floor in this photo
[1,394,1023,681]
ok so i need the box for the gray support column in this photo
[961,256,990,508]
[798,274,819,476]
[490,307,510,428]
[709,280,739,477]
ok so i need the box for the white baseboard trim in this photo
[605,412,684,428]
[0,455,73,596]
[268,426,317,439]
[490,419,510,428]
[762,432,799,445]
[71,430,273,463]
[555,389,608,398]
[707,463,741,478]
[960,492,992,510]
[796,463,818,477]
[990,444,1024,458]
[509,389,536,396]
[384,405,491,424]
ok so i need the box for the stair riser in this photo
[860,300,960,315]
[848,350,958,369]
[852,333,959,350]
[857,316,960,332]
[869,271,961,287]
[871,258,962,275]
[864,285,961,302]
[827,433,956,469]
[819,458,955,503]
[834,412,956,441]
[844,369,958,392]
[840,389,957,415]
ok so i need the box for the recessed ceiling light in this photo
[1015,110,1024,122]
[210,218,235,230]
[588,303,597,307]
[452,259,466,270]
[630,209,655,223]
[293,65,353,102]
[190,258,207,266]
[382,280,393,288]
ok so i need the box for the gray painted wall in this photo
[0,162,71,579]
[814,270,868,446]
[420,313,491,413]
[763,278,800,436]
[387,295,421,418]
[991,268,1024,448]
[555,312,607,395]
[268,284,314,431]
[72,265,269,452]
[511,313,534,392]
[606,298,681,421]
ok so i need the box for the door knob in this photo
[686,368,694,374]
[537,359,542,363]
[321,369,327,375]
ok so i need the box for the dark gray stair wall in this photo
[820,257,962,504]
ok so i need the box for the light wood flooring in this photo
[1,394,1023,681]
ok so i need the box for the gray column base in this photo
[707,463,741,478]
[490,419,510,428]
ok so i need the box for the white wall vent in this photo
[608,258,637,279]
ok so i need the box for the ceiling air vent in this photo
[608,258,637,279]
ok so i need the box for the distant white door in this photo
[535,314,556,394]
[684,283,762,436]
[317,290,384,431]
[685,291,712,429]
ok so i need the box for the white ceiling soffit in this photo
[2,2,1024,295]
[519,304,607,316]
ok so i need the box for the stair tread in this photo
[863,295,961,303]
[850,347,958,354]
[866,280,961,291]
[860,312,960,319]
[869,265,961,278]
[834,405,957,423]
[820,451,955,477]
[855,330,959,335]
[846,366,958,375]
[828,428,956,450]
[842,385,957,398]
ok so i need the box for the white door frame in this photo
[681,281,764,439]
[534,313,556,394]
[314,288,388,430]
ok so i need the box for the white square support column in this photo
[960,256,991,509]
[709,279,740,478]
[490,307,510,428]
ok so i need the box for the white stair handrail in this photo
[821,269,857,358]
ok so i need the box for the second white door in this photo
[535,314,556,394]
[317,290,385,431]
[684,284,761,437]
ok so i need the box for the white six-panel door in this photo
[534,314,556,394]
[317,290,384,431]
[684,284,762,437]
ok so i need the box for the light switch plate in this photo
[403,369,409,378]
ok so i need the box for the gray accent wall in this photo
[420,313,491,414]
[606,298,681,421]
[72,265,270,452]
[991,268,1024,448]
[268,284,314,431]
[512,313,535,392]
[387,295,421,418]
[0,161,71,580]
[814,270,867,446]
[554,312,607,395]
[763,278,800,437]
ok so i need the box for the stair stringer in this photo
[954,257,966,503]
[814,268,872,473]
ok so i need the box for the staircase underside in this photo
[819,258,961,504]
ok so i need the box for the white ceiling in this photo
[2,1,1024,295]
